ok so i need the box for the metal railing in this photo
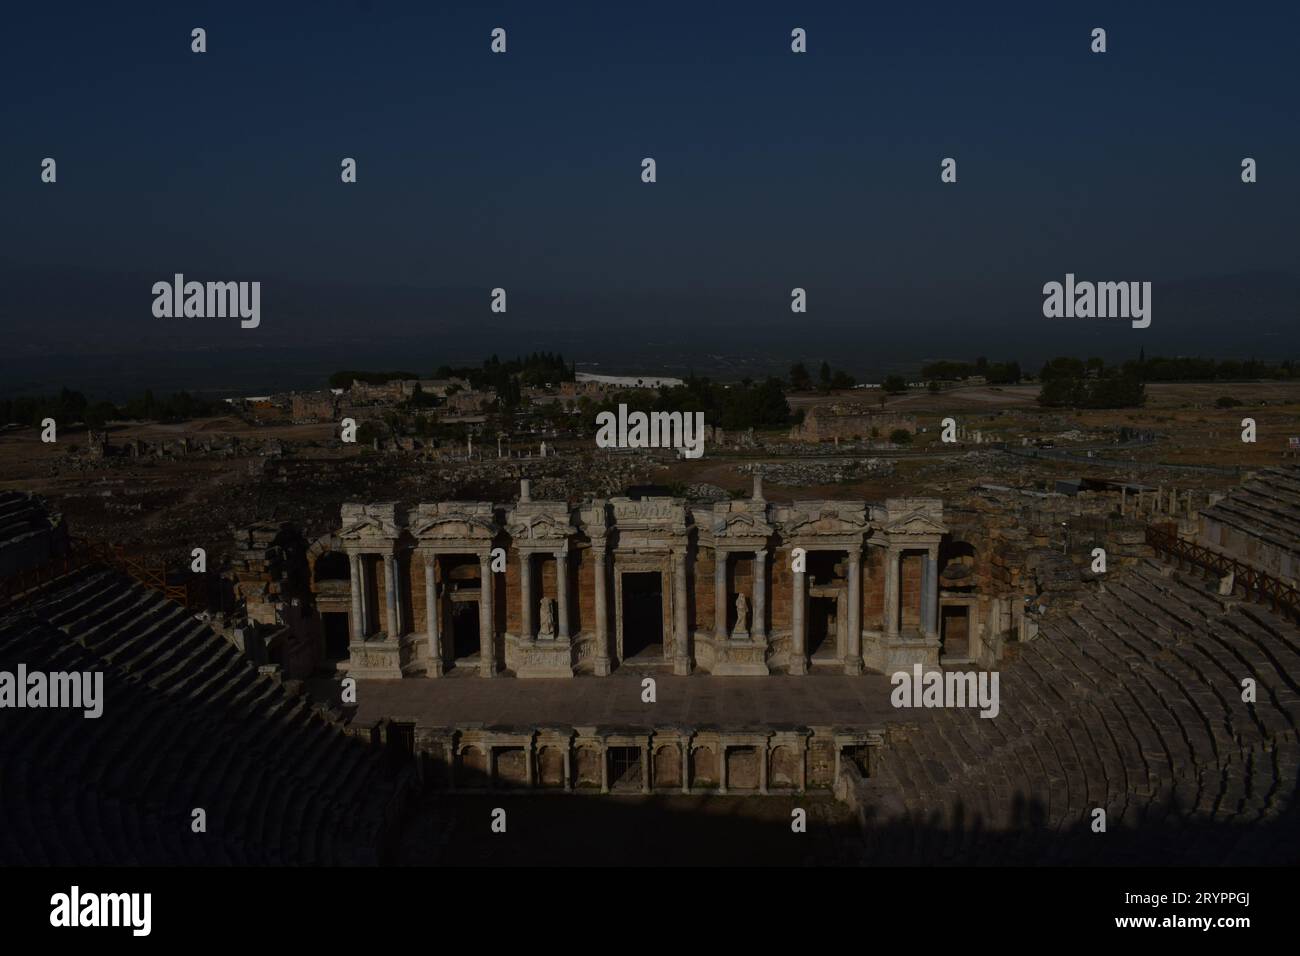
[0,537,202,610]
[1145,525,1299,620]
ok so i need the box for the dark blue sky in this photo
[1,1,1296,390]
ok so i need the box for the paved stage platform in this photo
[347,672,906,730]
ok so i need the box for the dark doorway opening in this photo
[608,746,642,790]
[451,601,480,660]
[843,744,873,776]
[387,721,415,773]
[314,550,350,583]
[621,572,664,663]
[941,605,971,659]
[807,551,842,586]
[808,596,838,658]
[322,611,350,661]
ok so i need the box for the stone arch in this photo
[653,743,681,788]
[938,536,979,587]
[690,745,718,788]
[769,745,800,788]
[458,745,488,785]
[574,746,602,789]
[536,745,565,788]
[307,534,347,590]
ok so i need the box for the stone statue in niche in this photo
[734,592,749,636]
[539,597,555,638]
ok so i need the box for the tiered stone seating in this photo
[0,567,407,865]
[870,559,1300,864]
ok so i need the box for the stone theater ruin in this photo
[333,477,965,681]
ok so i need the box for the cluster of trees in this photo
[788,361,855,392]
[1,388,224,430]
[431,353,577,410]
[581,374,791,433]
[921,357,1022,384]
[1037,357,1145,408]
[1124,354,1297,382]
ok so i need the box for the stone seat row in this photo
[0,568,403,865]
[865,561,1300,864]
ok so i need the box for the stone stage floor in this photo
[345,671,907,730]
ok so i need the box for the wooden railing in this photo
[1145,525,1300,620]
[0,538,203,610]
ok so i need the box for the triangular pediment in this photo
[713,511,774,536]
[884,510,947,536]
[339,515,399,539]
[508,513,574,540]
[783,508,868,537]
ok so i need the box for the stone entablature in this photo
[336,478,954,680]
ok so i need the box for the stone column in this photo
[562,746,572,792]
[759,742,769,795]
[924,547,940,640]
[845,549,862,675]
[791,554,807,675]
[383,553,399,639]
[681,743,690,794]
[714,550,728,640]
[555,550,571,640]
[359,554,372,635]
[348,552,364,642]
[753,549,767,641]
[718,746,728,795]
[424,552,442,675]
[518,551,532,640]
[920,552,932,634]
[884,547,900,638]
[600,744,609,794]
[525,738,535,788]
[673,549,691,676]
[642,741,651,794]
[593,548,611,676]
[479,552,495,677]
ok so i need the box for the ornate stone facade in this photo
[335,477,955,678]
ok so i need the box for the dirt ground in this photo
[3,382,1296,565]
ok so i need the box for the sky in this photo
[0,1,1296,393]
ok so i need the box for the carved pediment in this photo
[782,506,868,537]
[508,512,575,541]
[410,514,499,540]
[338,504,403,540]
[883,510,947,536]
[712,511,774,538]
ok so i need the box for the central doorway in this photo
[621,572,664,663]
[808,596,838,658]
[451,601,481,661]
